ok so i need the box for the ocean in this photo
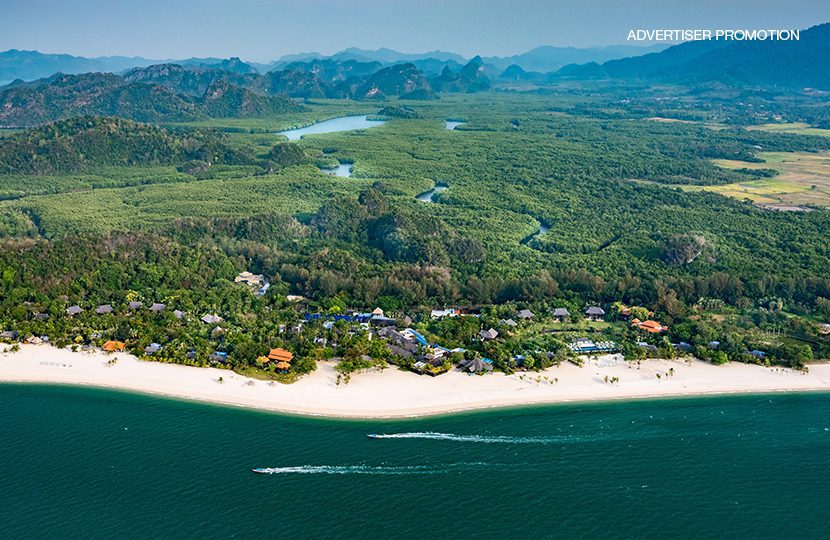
[1,384,828,539]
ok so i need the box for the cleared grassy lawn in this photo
[697,151,830,208]
[747,122,830,137]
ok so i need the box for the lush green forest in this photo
[1,91,829,375]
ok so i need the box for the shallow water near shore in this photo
[2,384,829,538]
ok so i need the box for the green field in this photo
[748,122,830,137]
[704,151,830,208]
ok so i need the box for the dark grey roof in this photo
[369,315,397,326]
[389,344,415,358]
[0,330,18,339]
[144,343,162,354]
[34,313,50,321]
[479,328,499,340]
[461,357,493,373]
[66,305,83,316]
[128,301,143,309]
[95,304,113,314]
[376,325,396,336]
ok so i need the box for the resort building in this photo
[431,308,458,319]
[95,304,113,315]
[128,301,143,310]
[584,306,605,321]
[631,319,668,333]
[235,271,265,286]
[460,356,494,374]
[553,308,570,322]
[479,328,499,341]
[370,315,397,327]
[102,340,126,352]
[517,309,535,320]
[201,314,223,324]
[149,303,166,313]
[268,348,294,364]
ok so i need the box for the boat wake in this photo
[252,463,489,475]
[367,432,581,444]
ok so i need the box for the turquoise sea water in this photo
[1,384,829,539]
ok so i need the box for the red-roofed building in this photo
[268,348,294,363]
[632,320,668,333]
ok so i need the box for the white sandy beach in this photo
[1,344,829,418]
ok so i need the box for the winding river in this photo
[521,219,551,246]
[415,184,449,202]
[279,115,386,141]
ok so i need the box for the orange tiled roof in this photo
[638,320,667,333]
[268,348,294,362]
[275,361,291,370]
[103,340,125,352]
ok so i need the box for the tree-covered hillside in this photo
[0,72,304,127]
[0,117,255,175]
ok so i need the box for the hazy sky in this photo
[2,0,829,61]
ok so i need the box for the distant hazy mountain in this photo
[498,64,542,82]
[266,46,659,75]
[280,58,383,82]
[354,63,432,100]
[430,56,491,93]
[188,57,258,74]
[333,47,467,64]
[482,44,668,72]
[0,44,668,86]
[0,50,260,85]
[0,49,160,85]
[123,63,261,96]
[554,22,830,89]
[272,47,466,67]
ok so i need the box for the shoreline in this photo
[2,345,829,419]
